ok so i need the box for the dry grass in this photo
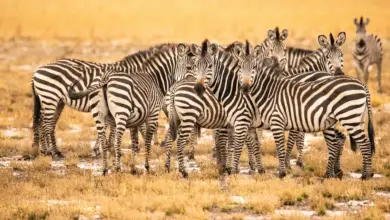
[0,1,390,219]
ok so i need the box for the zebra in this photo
[67,44,195,174]
[285,47,314,70]
[31,44,171,159]
[283,32,347,171]
[245,56,375,179]
[353,16,384,93]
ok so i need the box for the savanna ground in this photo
[0,0,390,219]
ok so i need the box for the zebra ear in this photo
[279,58,287,70]
[280,29,288,41]
[318,35,329,49]
[267,29,276,41]
[354,18,359,25]
[336,32,346,47]
[365,18,370,25]
[177,43,188,56]
[253,45,262,58]
[209,43,219,56]
[190,44,201,56]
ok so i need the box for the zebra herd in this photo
[31,17,382,180]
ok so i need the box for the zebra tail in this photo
[366,88,376,154]
[196,125,201,138]
[168,89,178,141]
[349,136,357,152]
[32,81,41,138]
[68,80,108,100]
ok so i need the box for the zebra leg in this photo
[343,124,374,179]
[334,130,346,179]
[38,114,48,155]
[364,66,369,86]
[323,128,338,178]
[188,126,198,160]
[144,115,159,173]
[106,115,116,154]
[113,117,128,172]
[176,121,195,178]
[215,128,228,173]
[153,124,159,145]
[377,60,383,93]
[212,129,219,159]
[232,125,249,174]
[247,129,264,174]
[164,130,174,172]
[355,67,362,81]
[285,130,299,169]
[270,123,287,178]
[130,127,139,174]
[226,128,235,174]
[296,132,305,168]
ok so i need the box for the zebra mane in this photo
[245,40,250,56]
[201,39,209,57]
[224,41,239,53]
[275,27,280,41]
[329,33,335,45]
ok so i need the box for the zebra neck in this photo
[208,55,242,104]
[252,68,284,102]
[142,50,178,96]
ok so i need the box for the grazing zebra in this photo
[68,44,194,174]
[283,32,347,171]
[353,16,384,93]
[32,45,166,159]
[164,40,266,177]
[246,56,375,179]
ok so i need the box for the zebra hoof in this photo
[361,172,374,180]
[181,170,189,179]
[226,167,233,175]
[188,154,195,161]
[296,160,304,169]
[335,170,344,179]
[249,169,256,175]
[258,169,265,174]
[160,141,166,148]
[145,164,150,172]
[40,150,50,156]
[102,169,108,176]
[52,152,64,161]
[278,171,286,179]
[116,167,121,172]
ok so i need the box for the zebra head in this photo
[318,32,346,75]
[224,41,245,61]
[193,39,218,96]
[354,16,369,42]
[238,40,258,94]
[174,43,197,82]
[266,27,288,63]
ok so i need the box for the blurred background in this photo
[1,0,389,43]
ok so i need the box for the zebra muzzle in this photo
[334,68,344,76]
[194,83,205,96]
[241,84,250,94]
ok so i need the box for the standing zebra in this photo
[246,56,375,179]
[283,32,347,171]
[164,40,265,177]
[32,44,170,159]
[353,16,384,93]
[68,44,194,174]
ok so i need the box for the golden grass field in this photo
[0,0,390,219]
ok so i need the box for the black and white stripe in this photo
[32,46,162,159]
[247,57,375,179]
[68,44,193,174]
[353,16,384,93]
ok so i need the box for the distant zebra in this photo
[246,56,375,179]
[283,32,347,171]
[32,46,165,159]
[164,40,266,177]
[68,44,194,174]
[353,16,384,93]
